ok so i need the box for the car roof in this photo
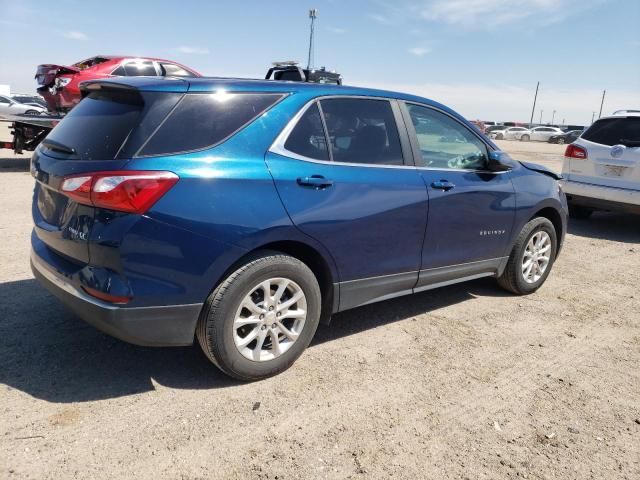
[82,76,459,115]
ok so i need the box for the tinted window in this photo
[42,90,182,160]
[582,117,640,147]
[320,98,403,165]
[284,102,329,161]
[123,61,157,76]
[0,96,10,104]
[407,104,488,170]
[112,65,126,76]
[140,93,283,156]
[160,63,196,77]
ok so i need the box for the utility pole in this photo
[529,81,540,127]
[551,110,556,125]
[591,111,596,123]
[539,109,544,125]
[598,89,606,119]
[307,9,319,70]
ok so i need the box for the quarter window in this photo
[320,98,404,165]
[139,93,283,156]
[160,63,196,77]
[407,104,488,170]
[123,61,157,76]
[284,103,329,161]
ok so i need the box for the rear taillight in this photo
[564,144,587,159]
[61,171,179,214]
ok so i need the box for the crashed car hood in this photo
[519,161,562,180]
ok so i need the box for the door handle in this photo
[431,180,455,191]
[297,175,334,189]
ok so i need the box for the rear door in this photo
[571,116,640,190]
[266,97,427,310]
[400,102,516,286]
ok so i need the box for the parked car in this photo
[0,94,46,117]
[548,129,582,144]
[489,126,530,140]
[35,55,201,113]
[10,94,48,109]
[30,77,567,380]
[561,110,640,218]
[527,126,565,142]
[484,125,506,135]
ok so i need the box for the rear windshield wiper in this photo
[42,139,76,155]
[619,139,640,148]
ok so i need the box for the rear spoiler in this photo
[79,78,189,98]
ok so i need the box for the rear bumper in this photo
[31,249,202,347]
[562,180,640,213]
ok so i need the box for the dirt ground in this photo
[1,139,639,479]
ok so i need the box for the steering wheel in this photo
[447,153,480,169]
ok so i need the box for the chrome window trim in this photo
[269,95,509,174]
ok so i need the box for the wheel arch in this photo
[530,206,564,256]
[217,240,338,325]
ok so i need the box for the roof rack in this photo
[612,109,640,115]
[265,61,342,85]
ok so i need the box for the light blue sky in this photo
[1,0,638,123]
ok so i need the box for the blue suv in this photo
[30,77,567,380]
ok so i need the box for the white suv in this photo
[561,110,640,218]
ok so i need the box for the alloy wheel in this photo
[233,277,307,362]
[522,231,552,284]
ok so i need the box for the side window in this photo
[112,65,126,76]
[160,63,196,77]
[319,98,404,165]
[0,96,11,104]
[407,104,488,170]
[139,93,283,156]
[284,103,329,161]
[123,60,157,76]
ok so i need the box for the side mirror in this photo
[487,151,513,172]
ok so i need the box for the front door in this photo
[401,102,516,288]
[266,97,428,310]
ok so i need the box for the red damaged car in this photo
[35,55,201,113]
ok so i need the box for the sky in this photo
[1,0,639,124]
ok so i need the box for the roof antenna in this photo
[307,8,318,70]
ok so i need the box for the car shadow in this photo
[1,277,505,403]
[568,212,640,243]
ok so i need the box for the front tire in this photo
[196,251,321,381]
[557,137,565,145]
[520,134,530,142]
[497,217,557,295]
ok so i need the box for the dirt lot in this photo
[1,140,639,479]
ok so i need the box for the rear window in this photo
[42,89,182,160]
[582,117,640,147]
[138,92,284,156]
[41,90,283,160]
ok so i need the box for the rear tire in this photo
[568,203,593,219]
[196,251,321,381]
[520,134,530,142]
[497,217,557,295]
